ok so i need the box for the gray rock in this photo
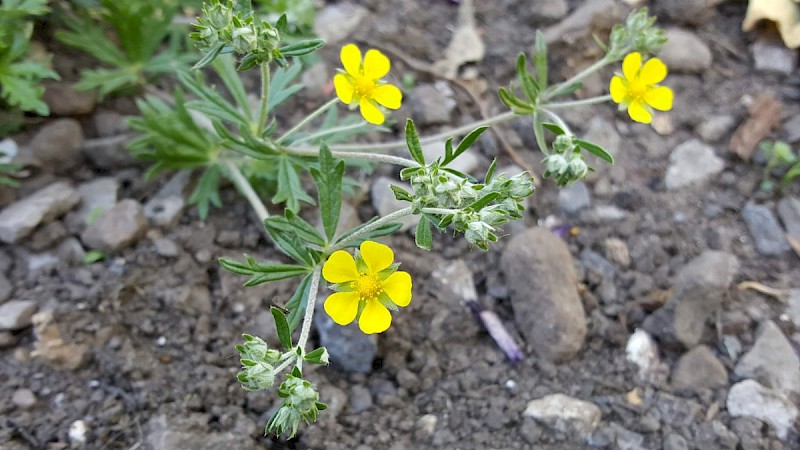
[583,117,621,157]
[777,196,800,239]
[314,295,377,373]
[0,271,12,303]
[371,176,419,232]
[349,385,373,413]
[671,345,728,389]
[431,260,478,303]
[0,300,37,330]
[610,423,645,450]
[81,199,147,253]
[580,249,616,283]
[29,119,84,173]
[696,115,736,142]
[81,134,139,170]
[313,2,367,44]
[753,36,798,75]
[784,115,800,144]
[11,388,37,409]
[76,177,119,225]
[558,181,591,216]
[501,227,586,362]
[409,83,456,126]
[659,28,713,73]
[93,109,129,137]
[527,0,568,22]
[0,181,80,243]
[788,289,800,328]
[655,0,716,25]
[742,202,790,255]
[146,414,244,450]
[734,320,800,397]
[422,139,479,174]
[543,0,620,44]
[42,81,96,116]
[523,394,601,436]
[626,329,662,377]
[27,221,66,251]
[144,171,192,227]
[0,138,18,160]
[603,238,630,268]
[665,139,724,189]
[154,238,179,258]
[663,433,689,450]
[657,392,703,427]
[56,238,86,266]
[727,379,798,440]
[0,331,16,348]
[642,251,738,347]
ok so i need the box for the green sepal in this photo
[271,306,293,350]
[304,347,329,365]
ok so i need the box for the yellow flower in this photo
[333,44,402,125]
[322,241,412,334]
[609,52,674,124]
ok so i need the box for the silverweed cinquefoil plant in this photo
[334,44,403,125]
[323,241,412,334]
[124,1,673,438]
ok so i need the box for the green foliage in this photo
[0,0,59,116]
[0,154,22,187]
[760,140,800,191]
[55,0,194,97]
[310,145,344,241]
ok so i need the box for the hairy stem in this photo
[542,109,572,136]
[329,207,414,252]
[544,57,610,100]
[420,207,461,215]
[258,63,271,135]
[224,160,269,222]
[290,121,369,145]
[545,94,613,109]
[283,146,418,167]
[278,98,339,144]
[296,265,322,352]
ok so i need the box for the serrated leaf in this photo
[272,155,315,212]
[310,144,344,241]
[271,307,292,349]
[405,119,425,165]
[576,139,614,163]
[415,216,433,250]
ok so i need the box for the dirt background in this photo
[1,0,800,449]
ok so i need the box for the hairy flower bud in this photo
[232,26,258,53]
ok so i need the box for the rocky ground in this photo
[1,0,800,449]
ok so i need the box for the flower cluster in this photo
[607,8,667,61]
[334,44,403,125]
[322,241,412,334]
[403,162,535,250]
[235,334,282,391]
[267,374,327,438]
[541,134,590,186]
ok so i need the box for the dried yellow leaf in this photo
[743,0,800,48]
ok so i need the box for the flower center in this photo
[354,274,382,300]
[627,78,648,100]
[352,75,375,98]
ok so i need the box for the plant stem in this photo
[258,63,271,135]
[545,95,612,109]
[273,353,296,375]
[420,207,460,215]
[224,160,269,222]
[295,265,322,352]
[542,109,572,136]
[544,57,610,100]
[283,146,418,167]
[278,98,339,144]
[319,111,517,153]
[290,121,369,145]
[329,207,414,252]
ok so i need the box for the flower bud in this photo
[567,158,588,179]
[552,134,574,154]
[232,26,258,53]
[544,154,568,174]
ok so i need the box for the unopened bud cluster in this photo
[236,334,282,391]
[403,162,534,250]
[541,134,589,187]
[267,375,326,438]
[608,8,666,60]
[191,0,281,63]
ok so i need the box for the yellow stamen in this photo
[626,78,648,101]
[354,274,382,300]
[352,76,375,98]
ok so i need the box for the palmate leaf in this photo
[310,145,344,241]
[272,155,314,212]
[219,254,309,287]
[0,59,58,115]
[190,164,223,220]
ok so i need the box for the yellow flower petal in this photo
[340,44,362,77]
[644,86,673,111]
[639,57,667,85]
[324,291,360,325]
[622,52,642,81]
[363,49,390,80]
[359,98,385,125]
[381,271,412,307]
[627,100,652,124]
[360,240,393,274]
[322,250,359,283]
[609,76,627,103]
[334,74,354,104]
[358,298,392,334]
[372,84,402,109]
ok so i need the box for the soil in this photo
[2,1,800,449]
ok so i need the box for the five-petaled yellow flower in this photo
[334,44,402,125]
[609,52,673,124]
[322,241,412,334]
